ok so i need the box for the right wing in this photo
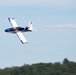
[16,32,28,44]
[8,17,18,28]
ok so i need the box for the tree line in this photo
[0,58,76,75]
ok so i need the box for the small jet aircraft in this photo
[5,17,33,44]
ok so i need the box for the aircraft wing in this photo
[8,17,18,28]
[16,32,28,44]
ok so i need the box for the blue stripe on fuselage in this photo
[5,28,11,32]
[18,27,24,31]
[5,27,25,33]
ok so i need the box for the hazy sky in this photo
[0,0,76,68]
[0,0,76,7]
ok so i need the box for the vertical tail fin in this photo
[28,22,33,31]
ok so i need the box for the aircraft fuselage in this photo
[5,27,32,34]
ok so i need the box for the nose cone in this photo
[5,29,7,32]
[5,29,9,32]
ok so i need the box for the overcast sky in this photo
[0,0,76,7]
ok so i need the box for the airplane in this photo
[5,17,33,44]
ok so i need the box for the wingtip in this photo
[23,42,28,44]
[20,40,28,44]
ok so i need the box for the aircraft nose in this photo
[5,29,9,32]
[5,29,7,32]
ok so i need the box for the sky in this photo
[0,0,76,68]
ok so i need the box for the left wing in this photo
[16,32,28,44]
[8,17,18,28]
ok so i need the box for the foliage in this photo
[0,58,76,75]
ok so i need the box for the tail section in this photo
[28,22,33,31]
